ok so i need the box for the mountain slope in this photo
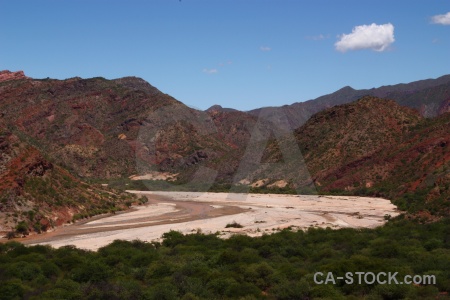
[295,97,422,178]
[0,73,236,180]
[319,111,450,216]
[0,122,138,236]
[261,96,449,216]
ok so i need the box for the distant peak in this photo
[116,76,148,83]
[0,70,28,83]
[113,76,161,95]
[206,105,238,113]
[114,76,151,85]
[206,104,223,111]
[338,85,355,91]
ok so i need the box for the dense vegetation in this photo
[1,216,449,299]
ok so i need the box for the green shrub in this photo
[225,221,243,228]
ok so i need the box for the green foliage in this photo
[6,231,16,240]
[0,217,449,299]
[0,279,25,300]
[225,221,244,228]
[15,221,28,235]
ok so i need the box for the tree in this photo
[15,221,29,236]
[6,231,16,240]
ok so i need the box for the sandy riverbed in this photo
[22,191,399,251]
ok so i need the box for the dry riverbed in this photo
[21,192,399,251]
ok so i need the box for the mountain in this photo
[248,74,450,130]
[260,96,449,217]
[2,71,449,183]
[0,73,238,180]
[1,70,448,219]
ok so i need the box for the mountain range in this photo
[0,70,448,234]
[247,74,450,130]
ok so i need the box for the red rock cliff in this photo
[0,70,28,83]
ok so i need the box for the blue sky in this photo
[1,1,449,111]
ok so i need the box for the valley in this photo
[23,191,399,251]
[0,70,448,299]
[2,2,450,297]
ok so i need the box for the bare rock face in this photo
[0,70,28,83]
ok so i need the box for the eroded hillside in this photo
[0,122,138,236]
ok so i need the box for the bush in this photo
[0,217,449,298]
[15,221,29,235]
[143,282,178,300]
[0,279,24,300]
[6,231,16,240]
[225,221,243,228]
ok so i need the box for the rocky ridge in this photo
[0,70,28,83]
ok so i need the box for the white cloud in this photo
[335,23,395,52]
[260,46,271,52]
[431,12,450,25]
[202,68,218,74]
